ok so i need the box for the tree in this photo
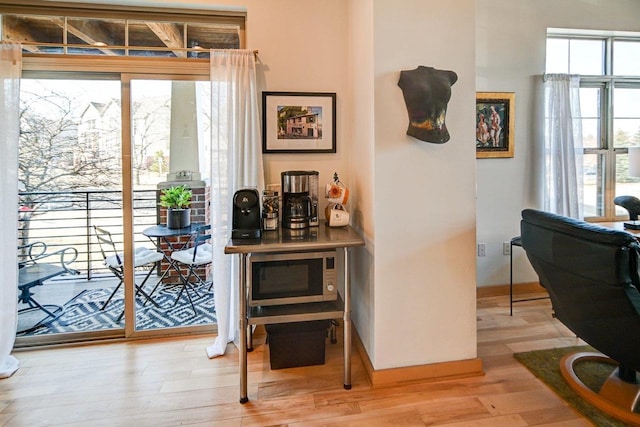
[633,127,640,145]
[18,83,119,242]
[149,150,168,175]
[131,98,170,185]
[616,129,639,182]
[615,129,632,147]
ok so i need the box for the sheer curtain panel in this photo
[206,50,265,358]
[543,74,584,219]
[0,42,21,379]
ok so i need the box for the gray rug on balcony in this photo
[24,285,216,335]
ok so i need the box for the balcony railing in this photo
[18,189,160,280]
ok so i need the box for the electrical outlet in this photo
[477,243,486,257]
[503,241,511,255]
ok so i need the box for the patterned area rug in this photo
[21,285,216,335]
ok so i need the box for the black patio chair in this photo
[169,224,212,316]
[17,241,79,333]
[93,226,163,321]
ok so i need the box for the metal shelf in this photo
[248,297,344,325]
[228,224,365,403]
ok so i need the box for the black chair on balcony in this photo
[17,241,79,333]
[93,226,163,321]
[520,208,640,425]
[169,224,212,316]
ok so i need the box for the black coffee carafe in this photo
[283,193,312,229]
[231,188,261,239]
[281,171,316,230]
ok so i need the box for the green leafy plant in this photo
[159,185,192,209]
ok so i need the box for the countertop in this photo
[224,224,364,254]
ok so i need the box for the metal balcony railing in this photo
[18,189,160,280]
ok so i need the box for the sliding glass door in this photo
[16,72,215,344]
[17,77,126,341]
[127,76,214,334]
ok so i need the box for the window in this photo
[546,30,640,220]
[0,2,243,57]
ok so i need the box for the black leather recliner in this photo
[520,208,640,424]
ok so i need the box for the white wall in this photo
[347,0,376,363]
[242,1,351,192]
[369,0,477,369]
[56,0,352,195]
[476,0,640,287]
[44,0,640,373]
[134,0,478,371]
[53,0,478,371]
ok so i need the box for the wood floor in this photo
[0,293,593,426]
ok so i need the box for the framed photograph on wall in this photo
[475,92,515,158]
[262,91,336,153]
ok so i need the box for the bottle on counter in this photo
[262,190,279,231]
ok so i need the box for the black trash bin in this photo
[265,320,331,369]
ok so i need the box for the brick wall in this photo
[155,185,210,286]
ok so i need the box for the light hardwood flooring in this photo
[0,293,593,426]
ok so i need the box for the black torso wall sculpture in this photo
[397,66,458,144]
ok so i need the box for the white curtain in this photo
[543,74,583,219]
[0,42,21,379]
[206,50,264,358]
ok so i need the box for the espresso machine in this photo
[281,171,319,229]
[231,188,261,239]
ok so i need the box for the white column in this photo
[167,81,202,182]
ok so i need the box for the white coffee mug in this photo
[326,183,350,205]
[328,204,350,227]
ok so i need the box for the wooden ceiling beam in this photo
[145,22,185,58]
[63,19,119,56]
[2,14,241,56]
[2,19,41,52]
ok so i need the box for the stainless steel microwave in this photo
[248,250,338,306]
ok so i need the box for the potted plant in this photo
[160,185,193,229]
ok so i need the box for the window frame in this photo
[18,65,212,347]
[0,0,246,57]
[10,0,242,345]
[547,31,640,221]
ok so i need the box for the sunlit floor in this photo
[0,292,595,426]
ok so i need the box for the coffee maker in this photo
[281,171,319,229]
[231,188,261,239]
